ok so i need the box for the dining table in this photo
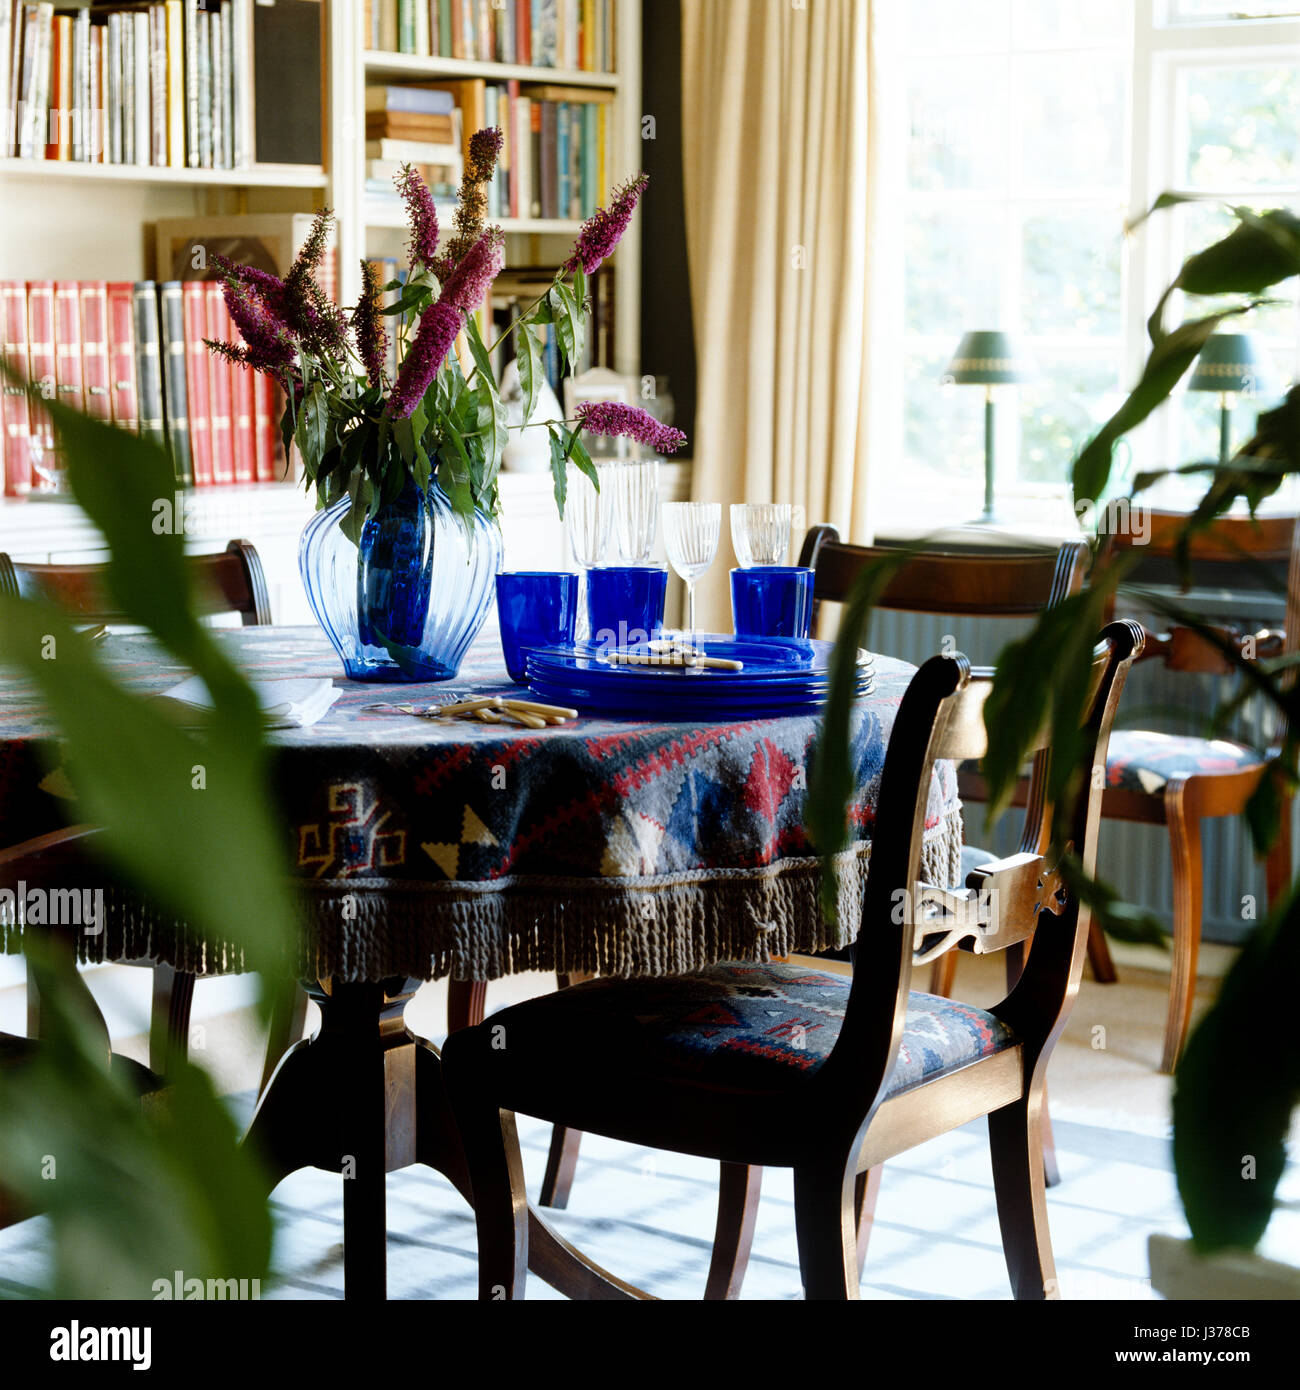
[0,624,963,1299]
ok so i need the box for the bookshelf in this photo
[1,0,650,608]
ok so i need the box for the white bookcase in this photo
[0,0,655,602]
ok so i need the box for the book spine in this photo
[132,280,165,444]
[203,282,233,483]
[20,5,51,160]
[79,282,112,422]
[209,3,224,169]
[73,6,90,161]
[555,101,568,220]
[180,282,213,485]
[47,14,69,160]
[120,11,135,162]
[0,283,32,495]
[150,5,167,166]
[106,13,121,162]
[380,0,398,53]
[0,2,10,160]
[414,0,430,57]
[165,0,183,167]
[157,281,192,483]
[89,21,103,162]
[25,280,55,465]
[53,280,85,414]
[133,11,149,166]
[252,369,278,482]
[516,0,529,67]
[220,1,234,169]
[183,0,198,166]
[195,1,210,168]
[507,79,520,219]
[231,0,252,168]
[105,281,138,430]
[530,97,542,218]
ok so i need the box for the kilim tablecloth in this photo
[0,627,963,982]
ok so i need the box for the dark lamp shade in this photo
[944,331,1036,386]
[1188,333,1272,396]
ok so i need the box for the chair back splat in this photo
[817,621,1143,1127]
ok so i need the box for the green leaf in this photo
[296,380,330,477]
[340,470,373,544]
[568,430,596,487]
[1179,208,1300,296]
[548,426,569,518]
[1073,304,1269,507]
[515,321,544,423]
[549,284,583,371]
[571,265,588,308]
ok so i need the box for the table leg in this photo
[244,977,652,1300]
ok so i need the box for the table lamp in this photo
[944,330,1035,524]
[1188,332,1272,468]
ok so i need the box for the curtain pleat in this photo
[681,0,881,627]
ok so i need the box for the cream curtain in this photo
[680,0,896,628]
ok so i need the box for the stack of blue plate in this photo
[524,635,874,718]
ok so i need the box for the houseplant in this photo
[208,130,685,682]
[813,199,1300,1285]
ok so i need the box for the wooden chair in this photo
[1,540,307,1081]
[798,524,1113,994]
[0,825,163,1230]
[1095,508,1297,1072]
[442,622,1142,1299]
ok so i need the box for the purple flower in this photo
[387,297,462,419]
[214,276,296,383]
[352,259,389,388]
[440,227,504,314]
[396,163,440,270]
[281,209,347,356]
[574,401,686,454]
[436,126,505,279]
[563,173,649,276]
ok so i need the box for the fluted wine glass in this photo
[565,463,613,640]
[730,502,794,568]
[662,501,720,638]
[611,459,660,564]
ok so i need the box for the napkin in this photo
[158,676,342,729]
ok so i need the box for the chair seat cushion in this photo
[1106,730,1263,796]
[482,961,1016,1100]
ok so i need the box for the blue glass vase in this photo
[300,478,503,682]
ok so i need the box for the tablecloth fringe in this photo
[0,809,964,983]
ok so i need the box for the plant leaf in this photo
[548,426,569,518]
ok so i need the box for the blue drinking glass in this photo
[730,566,815,639]
[586,566,668,652]
[495,571,580,683]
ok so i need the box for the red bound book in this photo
[52,281,85,415]
[203,282,234,484]
[218,292,256,484]
[25,281,56,470]
[105,282,138,430]
[252,371,280,482]
[181,282,213,485]
[79,282,111,421]
[516,0,530,65]
[0,283,32,496]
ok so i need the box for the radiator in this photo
[862,605,1287,946]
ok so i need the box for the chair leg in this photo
[793,1157,859,1300]
[260,983,310,1095]
[854,1165,883,1278]
[1163,782,1203,1075]
[1086,917,1119,984]
[442,1048,529,1300]
[927,951,958,998]
[1003,943,1060,1186]
[447,979,488,1033]
[149,965,197,1076]
[539,970,593,1209]
[704,1162,762,1300]
[988,1094,1058,1300]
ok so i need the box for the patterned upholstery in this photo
[1106,729,1263,796]
[492,961,1016,1097]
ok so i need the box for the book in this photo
[0,2,11,160]
[106,11,122,162]
[79,281,111,421]
[44,12,69,160]
[365,112,456,143]
[251,367,278,482]
[229,351,255,483]
[183,0,197,166]
[0,282,33,495]
[17,4,52,160]
[364,84,455,115]
[165,0,183,166]
[25,279,55,475]
[220,0,234,170]
[157,280,193,483]
[231,0,252,168]
[105,280,138,429]
[420,77,484,169]
[72,5,91,161]
[132,8,148,166]
[149,3,167,165]
[180,280,212,485]
[195,0,210,167]
[52,280,85,415]
[203,280,233,483]
[364,136,461,166]
[132,279,164,444]
[89,18,104,162]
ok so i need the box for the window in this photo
[891,0,1300,515]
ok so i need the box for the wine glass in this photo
[611,459,660,564]
[565,463,613,640]
[730,502,793,567]
[662,501,720,638]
